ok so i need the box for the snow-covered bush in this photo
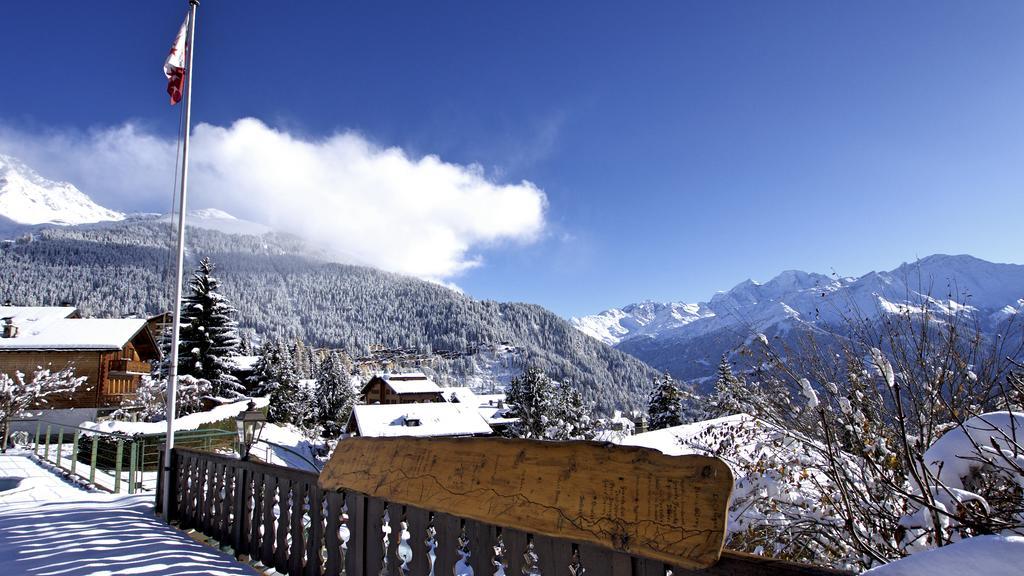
[732,292,1024,569]
[114,374,211,421]
[677,416,857,569]
[1,366,85,448]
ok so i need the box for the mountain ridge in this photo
[574,254,1024,380]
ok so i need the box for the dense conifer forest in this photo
[0,219,659,410]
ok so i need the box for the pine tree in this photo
[647,372,684,430]
[249,339,301,423]
[706,355,755,418]
[551,381,595,440]
[315,350,357,438]
[177,257,243,398]
[504,366,556,439]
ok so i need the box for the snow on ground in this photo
[251,423,323,472]
[619,414,757,455]
[862,534,1024,575]
[0,451,254,575]
[83,397,269,435]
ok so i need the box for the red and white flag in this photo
[163,15,189,105]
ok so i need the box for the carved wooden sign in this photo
[319,437,733,569]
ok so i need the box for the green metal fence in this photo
[11,419,239,494]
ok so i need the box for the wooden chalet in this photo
[359,372,444,404]
[0,306,161,413]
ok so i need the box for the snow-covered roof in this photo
[476,393,507,407]
[350,403,493,438]
[0,306,150,351]
[439,386,478,404]
[0,306,78,331]
[378,373,442,395]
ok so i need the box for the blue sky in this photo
[2,1,1023,317]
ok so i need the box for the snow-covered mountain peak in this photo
[575,255,1024,366]
[0,153,124,226]
[571,300,714,346]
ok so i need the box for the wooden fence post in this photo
[129,440,138,494]
[71,431,80,476]
[55,427,64,468]
[89,436,99,484]
[114,438,124,493]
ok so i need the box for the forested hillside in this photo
[0,219,658,410]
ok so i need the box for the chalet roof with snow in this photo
[439,386,478,404]
[360,372,443,395]
[347,403,494,438]
[0,306,157,353]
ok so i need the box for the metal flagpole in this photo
[163,0,199,521]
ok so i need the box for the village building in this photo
[345,402,494,438]
[0,306,160,427]
[438,386,478,404]
[359,372,444,404]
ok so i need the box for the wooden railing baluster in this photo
[289,480,307,575]
[261,473,278,568]
[404,506,432,576]
[307,484,325,576]
[433,512,461,576]
[324,491,344,575]
[385,502,405,576]
[275,477,292,573]
[579,542,613,576]
[345,492,366,576]
[631,557,667,576]
[465,519,498,576]
[364,497,387,576]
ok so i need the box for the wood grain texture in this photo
[319,437,732,569]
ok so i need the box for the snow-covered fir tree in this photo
[176,257,243,398]
[314,350,357,438]
[706,355,754,418]
[248,339,301,423]
[504,366,556,439]
[549,380,595,440]
[647,372,685,430]
[504,367,595,440]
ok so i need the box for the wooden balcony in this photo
[158,441,853,576]
[108,358,151,377]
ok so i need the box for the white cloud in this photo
[0,118,547,280]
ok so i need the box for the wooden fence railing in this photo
[161,447,852,576]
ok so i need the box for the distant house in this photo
[438,386,478,404]
[346,402,494,438]
[593,410,637,442]
[0,306,161,425]
[474,393,517,434]
[360,372,444,404]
